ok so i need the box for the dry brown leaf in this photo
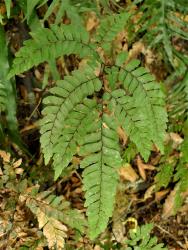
[144,185,156,200]
[136,156,155,180]
[13,158,22,168]
[162,186,179,218]
[43,218,67,250]
[169,132,183,149]
[119,163,139,182]
[155,189,170,201]
[0,150,11,162]
[0,167,3,176]
[37,210,67,249]
[117,127,128,146]
[86,12,99,32]
[128,41,145,61]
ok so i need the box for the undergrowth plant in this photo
[128,0,188,69]
[126,223,167,250]
[8,9,168,239]
[0,150,86,249]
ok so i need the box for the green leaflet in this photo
[8,24,99,77]
[79,110,122,239]
[5,0,12,18]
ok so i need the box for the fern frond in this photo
[40,65,102,167]
[26,0,83,25]
[167,72,188,132]
[96,12,130,52]
[79,109,122,239]
[173,137,188,211]
[8,24,99,77]
[26,190,86,233]
[126,223,167,250]
[105,60,167,160]
[128,0,188,66]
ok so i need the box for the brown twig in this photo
[154,224,186,249]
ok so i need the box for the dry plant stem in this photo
[154,224,186,249]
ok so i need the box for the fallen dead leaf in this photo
[136,156,155,180]
[169,132,183,149]
[155,189,170,201]
[119,163,139,182]
[0,150,11,163]
[13,158,22,168]
[117,127,128,146]
[128,41,145,61]
[162,186,179,218]
[86,12,99,32]
[144,185,156,200]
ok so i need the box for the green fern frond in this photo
[8,24,99,77]
[173,137,188,211]
[40,65,102,167]
[128,0,188,66]
[79,110,122,239]
[167,72,188,132]
[105,60,167,160]
[96,12,130,52]
[26,0,83,25]
[126,223,167,250]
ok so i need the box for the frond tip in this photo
[79,110,122,239]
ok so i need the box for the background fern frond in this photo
[40,66,102,169]
[128,0,188,67]
[9,24,99,77]
[26,191,86,248]
[79,110,122,239]
[96,12,130,52]
[173,137,188,211]
[167,72,188,132]
[26,0,83,25]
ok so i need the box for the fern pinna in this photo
[9,11,167,238]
